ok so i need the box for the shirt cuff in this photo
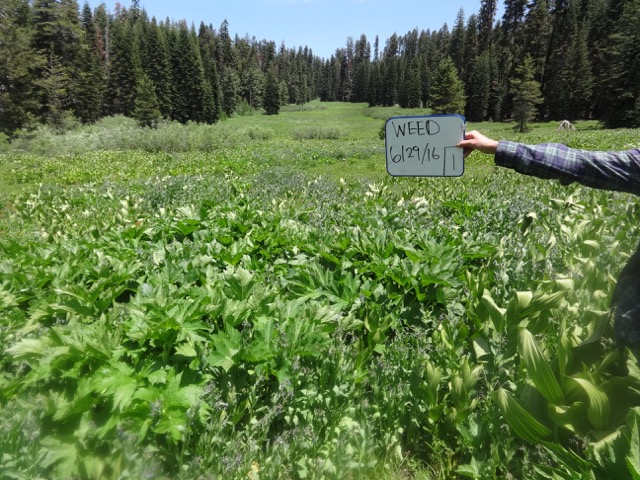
[494,140,520,169]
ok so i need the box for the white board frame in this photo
[385,114,466,177]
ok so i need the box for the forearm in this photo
[495,140,640,195]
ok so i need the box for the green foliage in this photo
[292,127,342,140]
[429,57,466,115]
[511,55,543,132]
[134,73,162,128]
[263,68,281,115]
[1,103,640,479]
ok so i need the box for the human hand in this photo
[457,130,499,157]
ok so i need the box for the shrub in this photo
[292,127,341,140]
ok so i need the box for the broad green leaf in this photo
[507,291,533,319]
[6,337,51,358]
[175,342,198,358]
[547,402,589,434]
[540,440,592,474]
[92,362,138,412]
[627,408,640,478]
[480,290,506,331]
[39,436,78,475]
[472,336,491,361]
[457,457,482,478]
[493,388,552,443]
[207,325,241,372]
[519,328,564,404]
[566,377,611,431]
[154,409,186,442]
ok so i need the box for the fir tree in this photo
[565,19,593,120]
[221,68,240,116]
[170,22,207,123]
[32,0,84,123]
[240,53,264,109]
[463,14,479,89]
[75,3,103,124]
[352,34,370,103]
[449,9,466,77]
[511,55,543,132]
[263,67,280,115]
[381,34,399,106]
[478,0,497,50]
[0,0,43,135]
[466,52,492,121]
[404,59,422,108]
[105,15,137,116]
[430,56,466,114]
[133,73,161,127]
[41,51,72,129]
[142,18,173,118]
[198,22,221,122]
[599,0,640,127]
[418,30,432,108]
[367,61,380,107]
[543,0,572,119]
[523,0,550,83]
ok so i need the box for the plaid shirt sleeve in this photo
[495,140,640,196]
[496,140,640,350]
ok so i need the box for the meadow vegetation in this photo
[1,102,640,479]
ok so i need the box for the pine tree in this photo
[240,52,264,109]
[263,67,280,115]
[105,15,137,116]
[478,0,497,50]
[198,22,221,122]
[543,0,571,118]
[75,3,103,124]
[449,9,466,77]
[466,52,492,121]
[41,51,72,129]
[430,56,466,114]
[221,68,240,116]
[599,0,640,127]
[381,34,399,106]
[565,18,593,120]
[142,18,173,118]
[31,0,84,124]
[170,22,207,123]
[404,59,422,108]
[133,73,161,127]
[0,0,44,134]
[511,55,543,131]
[523,0,550,83]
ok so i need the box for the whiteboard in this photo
[385,114,465,177]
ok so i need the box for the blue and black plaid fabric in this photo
[495,140,640,348]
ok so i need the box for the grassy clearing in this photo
[1,103,640,480]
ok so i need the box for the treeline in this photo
[1,0,639,137]
[327,0,640,128]
[0,0,320,136]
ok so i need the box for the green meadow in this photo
[1,102,640,479]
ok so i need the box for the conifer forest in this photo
[2,0,640,137]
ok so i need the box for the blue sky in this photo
[86,0,503,60]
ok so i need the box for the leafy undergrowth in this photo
[2,107,640,479]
